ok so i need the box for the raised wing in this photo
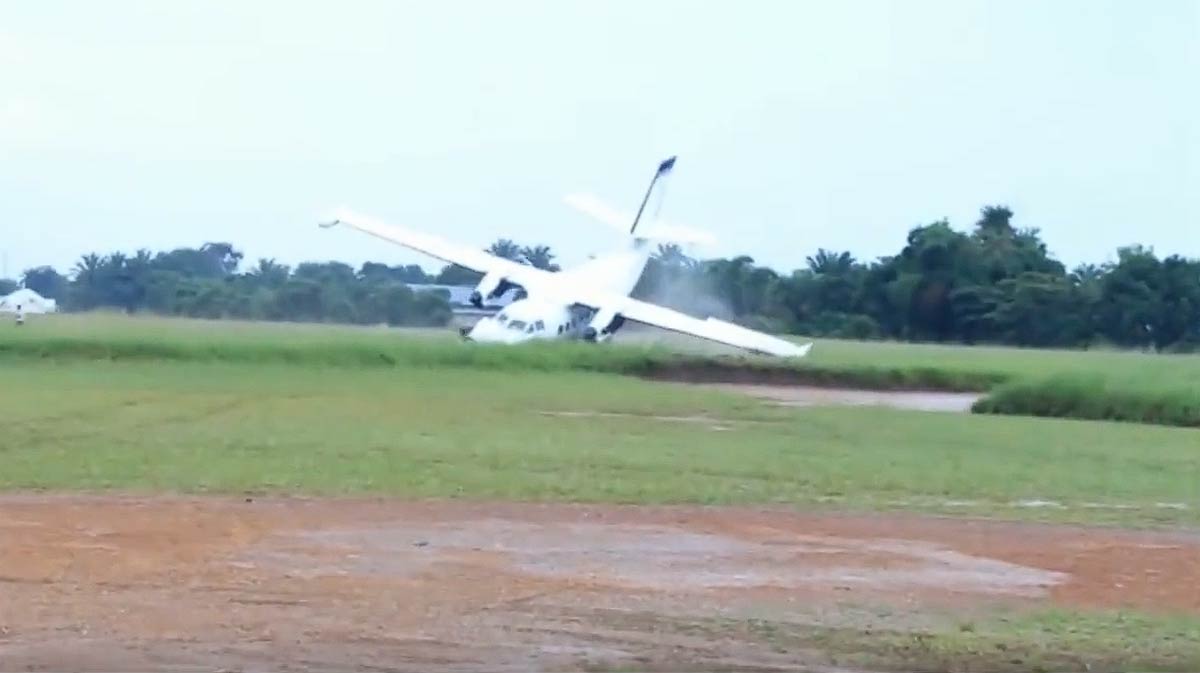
[573,288,812,358]
[319,207,552,292]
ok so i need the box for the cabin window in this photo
[534,320,545,332]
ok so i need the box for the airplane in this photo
[319,157,813,358]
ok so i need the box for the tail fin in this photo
[629,155,676,234]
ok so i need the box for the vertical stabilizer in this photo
[629,156,676,234]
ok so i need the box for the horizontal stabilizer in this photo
[563,193,717,247]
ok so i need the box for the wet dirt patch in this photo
[0,496,1197,671]
[699,383,983,412]
[250,520,1065,596]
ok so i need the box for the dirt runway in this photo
[1,496,1197,671]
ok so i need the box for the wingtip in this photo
[318,205,356,229]
[780,341,813,358]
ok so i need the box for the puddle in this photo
[701,384,983,413]
[245,520,1066,597]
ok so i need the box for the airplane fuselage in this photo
[461,242,652,345]
[462,298,588,344]
[321,154,814,358]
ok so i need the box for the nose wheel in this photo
[582,327,614,343]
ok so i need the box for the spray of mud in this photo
[642,266,734,320]
[622,260,742,353]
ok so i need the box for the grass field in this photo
[3,358,1197,526]
[4,312,1198,427]
[9,312,1200,382]
[732,609,1200,673]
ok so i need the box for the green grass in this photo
[10,313,1200,388]
[4,313,1200,426]
[736,609,1200,673]
[582,608,1200,672]
[2,358,1196,526]
[0,313,1009,389]
[899,609,1200,672]
[802,336,1200,383]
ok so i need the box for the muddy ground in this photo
[699,383,983,413]
[1,496,1197,672]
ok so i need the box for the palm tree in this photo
[1069,263,1104,286]
[73,253,102,282]
[806,249,855,275]
[103,252,128,274]
[249,258,290,287]
[654,243,695,269]
[487,239,523,261]
[520,245,560,271]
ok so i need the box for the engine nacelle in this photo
[469,271,514,308]
[582,308,626,342]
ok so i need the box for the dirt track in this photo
[1,496,1198,672]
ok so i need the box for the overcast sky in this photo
[2,0,1196,278]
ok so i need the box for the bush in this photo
[972,373,1200,428]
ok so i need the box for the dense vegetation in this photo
[7,204,1199,351]
[635,206,1200,352]
[15,244,456,327]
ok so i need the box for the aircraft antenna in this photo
[630,155,676,235]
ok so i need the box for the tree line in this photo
[633,206,1200,351]
[5,205,1199,350]
[6,240,562,328]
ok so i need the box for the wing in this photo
[320,207,553,292]
[576,289,812,358]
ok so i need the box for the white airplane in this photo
[319,157,812,358]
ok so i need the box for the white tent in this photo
[0,288,57,314]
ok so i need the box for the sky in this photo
[1,0,1196,279]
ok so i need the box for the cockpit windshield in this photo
[508,320,527,331]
